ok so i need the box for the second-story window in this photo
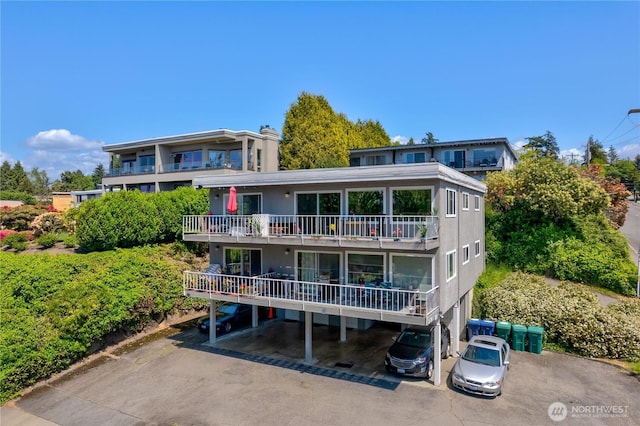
[174,150,202,170]
[406,152,426,164]
[229,149,242,169]
[446,188,457,217]
[462,192,470,210]
[348,189,384,215]
[208,150,225,168]
[474,195,480,211]
[139,155,155,173]
[392,188,432,215]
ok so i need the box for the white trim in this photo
[474,240,481,257]
[446,249,457,281]
[462,192,470,211]
[462,244,470,265]
[446,188,457,217]
[474,195,480,211]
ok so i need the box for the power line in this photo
[601,114,630,143]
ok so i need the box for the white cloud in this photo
[0,151,15,164]
[618,143,640,160]
[513,139,527,150]
[26,129,103,151]
[392,135,409,144]
[559,148,585,164]
[19,129,109,180]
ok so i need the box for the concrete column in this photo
[433,318,441,386]
[305,311,313,363]
[252,305,258,328]
[453,301,460,355]
[340,316,347,342]
[209,300,216,345]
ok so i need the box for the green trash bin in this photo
[496,321,511,341]
[511,324,527,351]
[527,325,544,354]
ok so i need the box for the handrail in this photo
[183,214,438,240]
[183,271,439,318]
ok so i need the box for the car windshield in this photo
[396,330,430,348]
[462,345,501,367]
[217,305,238,315]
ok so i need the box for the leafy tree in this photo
[279,92,391,169]
[581,164,630,229]
[585,135,607,164]
[523,131,559,158]
[606,159,640,193]
[29,167,51,197]
[421,131,438,144]
[634,154,640,170]
[7,162,34,194]
[52,170,95,192]
[0,161,12,191]
[0,191,37,205]
[407,137,415,146]
[91,164,105,188]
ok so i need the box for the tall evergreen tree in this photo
[29,167,51,197]
[523,130,559,158]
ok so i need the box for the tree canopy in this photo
[279,92,390,169]
[522,131,559,159]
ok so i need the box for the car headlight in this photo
[416,356,427,364]
[453,374,464,382]
[485,381,501,388]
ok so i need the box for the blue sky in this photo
[2,1,639,180]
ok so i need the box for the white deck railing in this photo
[183,271,439,319]
[183,214,438,240]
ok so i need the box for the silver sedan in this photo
[452,335,510,397]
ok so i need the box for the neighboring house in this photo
[101,127,280,193]
[349,138,518,180]
[182,162,486,386]
[70,188,105,208]
[51,192,72,211]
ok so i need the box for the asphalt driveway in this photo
[2,318,638,426]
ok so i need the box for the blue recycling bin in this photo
[467,318,482,341]
[479,319,496,336]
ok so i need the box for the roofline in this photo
[192,163,487,193]
[102,128,273,152]
[350,137,518,159]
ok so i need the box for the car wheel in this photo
[426,359,434,379]
[224,322,232,333]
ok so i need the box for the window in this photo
[462,245,470,264]
[446,189,456,217]
[475,240,481,257]
[365,155,386,166]
[406,152,426,164]
[348,189,384,215]
[347,253,384,285]
[173,150,202,170]
[473,149,497,167]
[444,150,466,168]
[391,254,432,291]
[224,248,261,276]
[223,193,262,215]
[208,150,226,168]
[446,250,457,281]
[229,149,242,169]
[350,157,361,167]
[139,155,155,173]
[462,192,470,211]
[391,188,432,215]
[474,195,480,211]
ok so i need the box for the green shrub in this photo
[63,235,78,248]
[36,233,58,249]
[480,272,640,360]
[0,244,208,403]
[3,233,28,251]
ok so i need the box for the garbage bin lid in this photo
[511,324,527,331]
[527,325,544,334]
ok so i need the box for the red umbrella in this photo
[227,186,238,214]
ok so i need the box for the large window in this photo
[473,149,497,167]
[446,250,457,281]
[391,254,432,291]
[224,193,261,215]
[208,150,226,168]
[229,149,242,169]
[297,251,340,283]
[139,155,155,173]
[446,189,457,217]
[174,150,202,170]
[365,155,386,166]
[406,152,426,164]
[224,248,262,276]
[348,189,384,215]
[444,150,466,168]
[392,188,432,215]
[347,253,384,285]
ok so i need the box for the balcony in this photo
[183,271,440,326]
[106,164,156,177]
[182,214,439,249]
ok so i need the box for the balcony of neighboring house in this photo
[183,270,440,327]
[182,213,439,250]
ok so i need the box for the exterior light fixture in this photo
[285,192,290,198]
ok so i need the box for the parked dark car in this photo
[452,335,510,397]
[198,303,253,335]
[384,325,451,379]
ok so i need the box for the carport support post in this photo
[434,318,441,386]
[252,305,258,328]
[340,316,347,342]
[209,300,216,345]
[305,311,313,363]
[452,301,460,355]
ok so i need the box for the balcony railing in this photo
[106,164,156,177]
[183,271,439,322]
[183,214,438,241]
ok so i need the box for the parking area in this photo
[2,317,638,425]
